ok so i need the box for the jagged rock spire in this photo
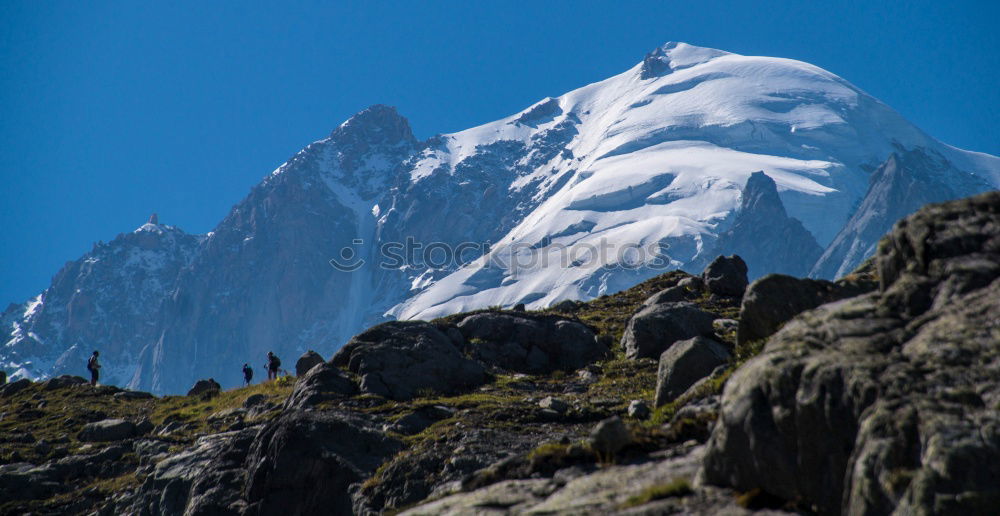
[148,213,159,225]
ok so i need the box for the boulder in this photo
[186,378,221,397]
[654,337,730,407]
[392,405,455,435]
[78,418,137,442]
[0,378,31,397]
[116,428,256,515]
[294,350,325,376]
[41,375,88,390]
[243,393,267,409]
[539,396,569,414]
[550,299,581,312]
[627,400,650,420]
[457,313,607,373]
[701,255,748,297]
[244,410,403,516]
[589,416,632,455]
[677,275,704,292]
[641,286,689,306]
[621,302,715,360]
[285,362,357,409]
[702,192,1000,515]
[738,273,873,345]
[332,321,486,401]
[114,390,155,400]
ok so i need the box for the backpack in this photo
[87,356,98,371]
[269,355,281,369]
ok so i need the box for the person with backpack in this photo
[87,350,101,386]
[242,363,254,386]
[266,352,281,381]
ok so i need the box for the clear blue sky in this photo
[1,0,998,305]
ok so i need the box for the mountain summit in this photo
[4,43,998,393]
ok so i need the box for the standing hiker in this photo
[242,363,254,386]
[87,351,101,386]
[266,352,281,381]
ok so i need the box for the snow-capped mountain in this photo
[1,215,203,386]
[4,42,998,393]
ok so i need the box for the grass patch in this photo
[622,477,693,507]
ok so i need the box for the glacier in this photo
[3,42,998,393]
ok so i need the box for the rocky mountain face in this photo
[1,217,203,387]
[810,146,994,278]
[3,43,999,393]
[691,171,823,279]
[2,192,996,515]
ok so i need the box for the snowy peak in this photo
[330,104,416,146]
[639,42,730,79]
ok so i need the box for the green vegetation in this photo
[622,477,693,507]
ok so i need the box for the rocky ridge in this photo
[0,192,997,515]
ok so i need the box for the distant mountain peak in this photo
[640,41,730,78]
[331,104,416,145]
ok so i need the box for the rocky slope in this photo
[4,43,999,394]
[2,192,996,515]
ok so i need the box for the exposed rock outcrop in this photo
[294,350,325,376]
[244,410,402,516]
[701,255,749,298]
[703,191,1000,515]
[622,302,715,360]
[456,313,607,374]
[332,321,486,401]
[284,362,357,409]
[737,273,874,345]
[186,378,221,397]
[654,337,730,407]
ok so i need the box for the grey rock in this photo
[655,337,730,407]
[589,416,632,455]
[677,276,704,292]
[393,405,456,435]
[78,418,137,442]
[627,400,650,420]
[703,191,1000,515]
[118,428,256,515]
[114,390,155,400]
[186,378,221,397]
[41,375,87,390]
[457,313,607,374]
[0,378,31,397]
[550,299,581,312]
[242,393,267,408]
[244,410,403,516]
[701,254,748,297]
[641,285,689,306]
[332,321,486,401]
[712,318,738,334]
[539,396,569,414]
[621,302,715,360]
[285,361,357,408]
[738,273,874,346]
[294,350,325,376]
